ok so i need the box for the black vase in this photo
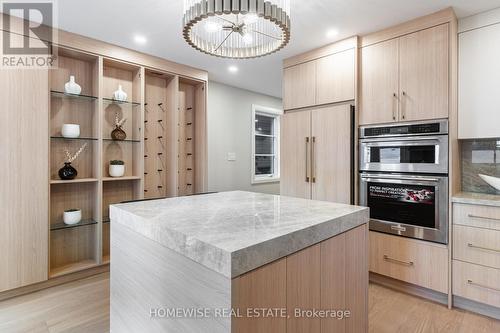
[59,162,77,180]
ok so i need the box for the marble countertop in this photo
[110,191,369,278]
[452,192,500,207]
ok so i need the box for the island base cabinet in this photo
[232,224,368,333]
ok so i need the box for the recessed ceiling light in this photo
[134,34,147,44]
[228,66,239,73]
[326,29,339,38]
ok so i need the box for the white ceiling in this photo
[55,0,500,98]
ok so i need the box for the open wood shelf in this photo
[102,176,141,182]
[50,178,98,184]
[49,259,99,278]
[50,136,98,141]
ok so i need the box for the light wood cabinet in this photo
[283,47,356,111]
[316,49,355,105]
[233,224,368,333]
[359,39,399,125]
[281,104,353,204]
[280,110,312,199]
[311,105,352,203]
[453,260,500,308]
[360,24,449,125]
[399,24,449,122]
[0,66,49,292]
[369,231,448,293]
[283,61,316,110]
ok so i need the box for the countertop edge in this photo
[452,192,500,207]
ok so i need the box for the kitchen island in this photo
[110,191,369,333]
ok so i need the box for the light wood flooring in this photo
[0,273,499,333]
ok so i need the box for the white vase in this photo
[63,209,82,225]
[61,124,80,138]
[109,164,125,177]
[64,75,82,95]
[113,85,128,101]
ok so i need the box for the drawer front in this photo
[454,203,500,231]
[453,260,500,308]
[453,225,500,269]
[369,231,448,293]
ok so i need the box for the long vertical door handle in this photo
[305,137,310,183]
[392,93,398,120]
[401,91,406,120]
[311,137,316,183]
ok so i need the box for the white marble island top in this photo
[110,191,369,278]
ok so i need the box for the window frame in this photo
[251,104,283,184]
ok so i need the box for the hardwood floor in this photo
[0,273,499,333]
[369,283,500,333]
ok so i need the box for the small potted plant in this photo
[58,143,88,180]
[109,160,125,177]
[63,209,82,225]
[111,112,127,141]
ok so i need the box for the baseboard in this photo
[0,264,109,302]
[453,296,500,321]
[369,272,449,305]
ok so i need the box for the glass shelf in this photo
[51,218,98,231]
[103,98,141,107]
[103,138,141,143]
[50,90,98,101]
[51,136,98,141]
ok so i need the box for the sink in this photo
[478,174,500,191]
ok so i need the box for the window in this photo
[252,105,283,184]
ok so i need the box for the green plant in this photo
[64,208,80,212]
[110,160,124,165]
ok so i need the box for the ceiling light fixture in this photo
[183,0,291,59]
[326,29,339,38]
[134,34,147,44]
[228,65,239,73]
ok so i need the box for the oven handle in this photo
[360,136,446,144]
[360,174,440,183]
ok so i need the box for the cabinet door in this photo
[283,61,316,110]
[280,110,311,199]
[399,24,449,122]
[316,48,355,105]
[359,39,399,125]
[311,105,352,204]
[287,244,321,333]
[0,60,49,290]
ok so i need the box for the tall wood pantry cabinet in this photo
[281,104,353,204]
[359,24,449,125]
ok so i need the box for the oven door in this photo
[360,173,448,244]
[359,135,448,174]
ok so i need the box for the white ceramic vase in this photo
[64,75,82,95]
[479,174,500,191]
[113,85,128,101]
[109,164,125,177]
[61,124,80,138]
[63,209,82,225]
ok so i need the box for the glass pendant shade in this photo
[183,0,291,59]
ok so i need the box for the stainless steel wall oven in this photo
[359,120,449,244]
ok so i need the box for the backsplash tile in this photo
[461,139,500,194]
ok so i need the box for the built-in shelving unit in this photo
[49,48,100,278]
[46,48,206,279]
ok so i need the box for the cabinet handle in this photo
[468,243,500,253]
[383,255,414,266]
[311,136,316,183]
[401,91,406,120]
[467,280,500,293]
[392,93,397,120]
[305,137,310,183]
[468,214,500,222]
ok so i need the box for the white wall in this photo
[207,81,282,194]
